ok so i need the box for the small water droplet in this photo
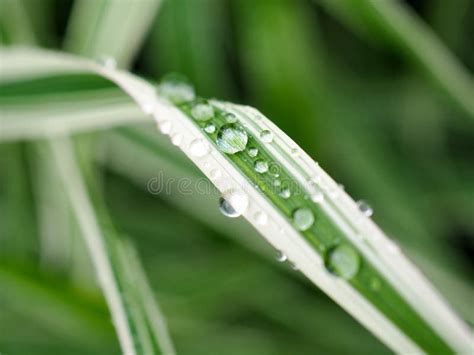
[290,262,298,270]
[279,189,291,199]
[159,74,195,104]
[293,208,314,231]
[357,200,373,217]
[328,185,341,199]
[273,179,281,187]
[324,244,360,280]
[248,148,258,157]
[254,211,268,225]
[216,124,248,154]
[276,251,287,262]
[370,277,381,291]
[291,148,299,156]
[387,240,400,254]
[218,190,249,218]
[254,160,269,173]
[189,139,210,157]
[191,102,214,121]
[204,123,216,134]
[309,174,322,185]
[141,101,155,114]
[224,112,237,123]
[260,130,274,143]
[311,188,324,203]
[210,169,221,179]
[171,133,183,146]
[97,56,117,69]
[158,120,172,134]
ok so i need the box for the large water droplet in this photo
[276,251,287,262]
[191,102,214,121]
[218,190,249,218]
[254,160,269,173]
[189,139,210,157]
[216,124,248,154]
[159,74,195,104]
[324,244,360,280]
[260,130,274,143]
[293,208,314,231]
[248,148,258,157]
[357,200,373,217]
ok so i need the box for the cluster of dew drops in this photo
[158,76,383,286]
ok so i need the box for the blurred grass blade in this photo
[316,0,474,118]
[0,0,36,45]
[65,0,162,67]
[48,136,174,355]
[0,262,118,352]
[0,82,148,141]
[1,47,471,353]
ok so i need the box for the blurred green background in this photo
[1,0,473,354]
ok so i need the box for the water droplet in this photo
[387,240,400,254]
[260,130,273,143]
[248,148,258,157]
[171,133,183,146]
[204,123,216,134]
[357,200,373,217]
[97,56,117,69]
[210,169,221,179]
[141,101,155,114]
[324,244,360,280]
[254,211,268,225]
[309,174,322,185]
[370,277,381,291]
[224,112,237,123]
[273,180,281,187]
[218,190,248,218]
[158,120,172,135]
[216,124,248,154]
[290,262,298,270]
[276,251,287,262]
[191,102,214,121]
[293,208,314,231]
[311,188,324,203]
[189,139,209,157]
[159,74,195,104]
[328,185,341,199]
[279,189,291,199]
[254,160,269,173]
[291,148,299,156]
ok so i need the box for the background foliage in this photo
[1,0,473,354]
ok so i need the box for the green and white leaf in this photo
[1,46,472,354]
